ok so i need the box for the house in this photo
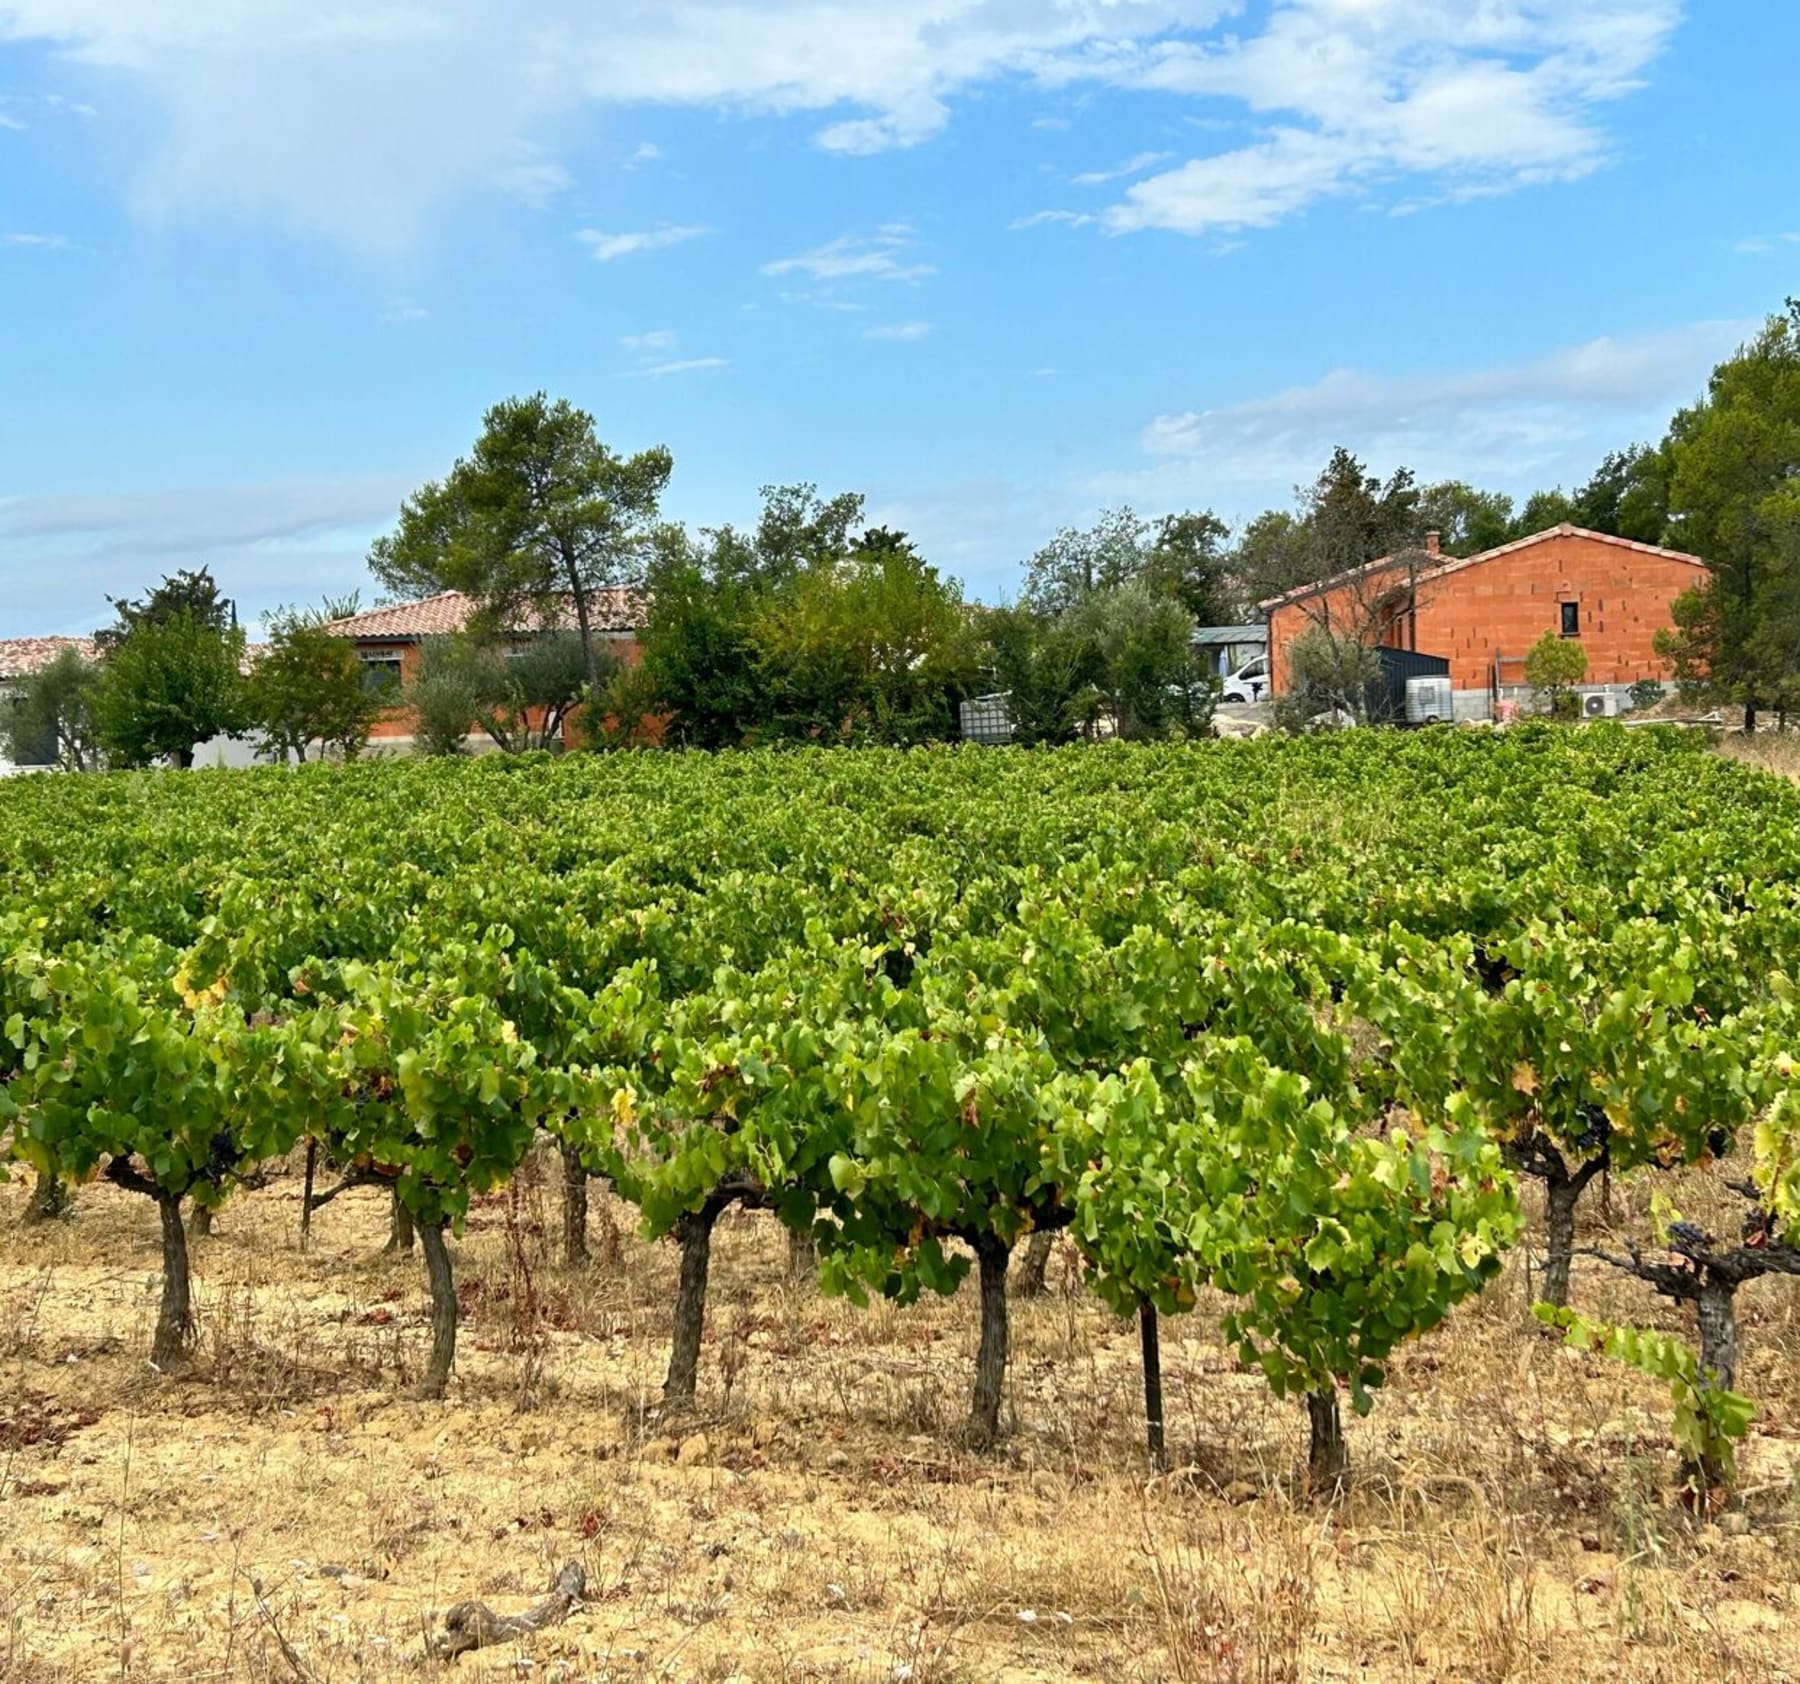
[1261,524,1707,718]
[323,588,645,746]
[0,637,100,770]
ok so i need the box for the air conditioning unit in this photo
[1581,689,1622,719]
[1405,675,1454,724]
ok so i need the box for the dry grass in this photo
[0,1151,1795,1683]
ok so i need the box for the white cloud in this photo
[2,232,72,248]
[763,228,934,283]
[1108,1,1680,235]
[1737,233,1800,255]
[626,356,728,378]
[1070,149,1172,186]
[1010,208,1096,231]
[0,2,1674,248]
[626,141,664,167]
[382,301,429,322]
[622,329,678,353]
[490,148,573,207]
[0,112,25,131]
[577,224,709,261]
[864,321,932,341]
[1098,319,1749,514]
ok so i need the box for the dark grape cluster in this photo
[1572,1106,1612,1155]
[1668,1220,1710,1253]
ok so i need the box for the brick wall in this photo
[1269,528,1706,696]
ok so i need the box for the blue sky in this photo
[1,1,1794,635]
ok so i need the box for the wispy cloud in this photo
[763,227,935,283]
[626,356,729,379]
[1736,233,1800,255]
[0,113,25,132]
[1010,208,1095,231]
[577,224,709,262]
[1106,2,1681,237]
[0,1,1676,250]
[0,474,416,635]
[622,329,678,353]
[1070,150,1172,185]
[1094,319,1751,514]
[382,301,430,323]
[865,321,933,342]
[625,142,664,167]
[2,232,71,249]
[490,149,573,207]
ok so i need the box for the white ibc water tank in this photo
[1405,675,1454,724]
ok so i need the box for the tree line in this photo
[8,298,1796,764]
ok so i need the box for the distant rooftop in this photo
[324,589,643,640]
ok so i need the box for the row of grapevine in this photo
[3,726,1799,1500]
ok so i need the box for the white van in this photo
[1218,654,1270,705]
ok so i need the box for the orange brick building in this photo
[325,589,643,744]
[1263,524,1707,705]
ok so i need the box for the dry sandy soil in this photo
[0,1153,1795,1684]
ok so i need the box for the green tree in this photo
[97,567,235,652]
[369,393,672,696]
[1417,481,1516,557]
[1510,487,1578,536]
[1142,511,1235,623]
[245,606,382,763]
[1573,445,1670,544]
[1271,626,1383,731]
[413,634,602,754]
[92,611,248,769]
[980,606,1097,745]
[1022,508,1154,616]
[1523,631,1588,718]
[707,483,866,593]
[1656,303,1800,728]
[753,528,979,743]
[2,647,102,771]
[1229,509,1306,609]
[1301,448,1422,577]
[1070,582,1214,741]
[633,555,767,748]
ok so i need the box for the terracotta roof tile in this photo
[324,589,643,640]
[0,636,99,679]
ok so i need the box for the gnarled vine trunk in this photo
[23,1170,72,1225]
[152,1191,196,1367]
[188,1203,214,1240]
[299,1138,318,1253]
[1015,1229,1054,1298]
[664,1207,719,1406]
[560,1143,589,1266]
[385,1187,416,1256]
[1306,1389,1347,1492]
[969,1236,1011,1443]
[786,1225,817,1282]
[1140,1302,1167,1472]
[417,1219,458,1400]
[1690,1276,1742,1497]
[1535,1153,1603,1310]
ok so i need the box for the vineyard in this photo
[3,727,1800,1681]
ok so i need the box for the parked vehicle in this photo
[1218,654,1270,705]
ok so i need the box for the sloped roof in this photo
[0,636,100,680]
[1259,524,1708,614]
[324,588,643,641]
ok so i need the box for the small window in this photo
[359,654,403,696]
[1559,601,1580,638]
